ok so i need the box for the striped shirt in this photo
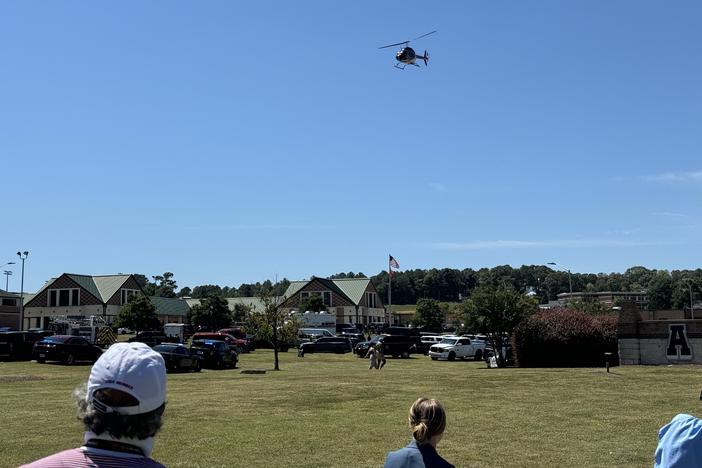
[21,447,166,468]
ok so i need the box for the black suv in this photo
[379,334,422,358]
[190,339,238,369]
[128,331,166,347]
[0,331,46,360]
[299,337,353,354]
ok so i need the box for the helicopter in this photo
[378,30,436,69]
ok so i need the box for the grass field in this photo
[1,350,700,467]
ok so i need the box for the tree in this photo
[188,295,232,331]
[133,273,156,296]
[647,270,673,311]
[413,298,444,329]
[177,286,192,298]
[247,290,299,371]
[153,272,178,298]
[115,294,160,332]
[232,303,251,324]
[460,286,538,367]
[298,294,326,312]
[191,284,223,299]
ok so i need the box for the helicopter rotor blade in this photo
[412,30,437,41]
[378,41,409,49]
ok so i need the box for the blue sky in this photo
[1,1,701,293]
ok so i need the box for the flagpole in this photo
[388,255,392,326]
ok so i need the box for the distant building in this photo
[557,291,648,310]
[23,273,190,330]
[280,277,386,325]
[0,289,21,329]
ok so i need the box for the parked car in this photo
[354,335,382,357]
[32,335,103,364]
[128,331,166,347]
[354,335,421,359]
[428,336,486,361]
[217,328,254,352]
[382,326,421,337]
[380,334,422,358]
[117,327,133,335]
[336,323,364,334]
[192,332,246,353]
[417,335,445,355]
[0,331,46,360]
[340,330,366,347]
[27,328,55,338]
[152,344,202,372]
[299,328,335,340]
[189,339,237,369]
[299,337,353,354]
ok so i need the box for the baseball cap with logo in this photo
[87,342,167,416]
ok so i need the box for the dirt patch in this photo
[0,375,46,383]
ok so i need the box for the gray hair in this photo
[74,384,165,440]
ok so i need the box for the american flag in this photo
[389,255,400,269]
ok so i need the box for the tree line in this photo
[135,265,702,310]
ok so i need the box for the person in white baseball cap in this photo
[22,342,168,468]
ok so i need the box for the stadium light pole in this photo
[17,251,29,330]
[683,278,695,320]
[0,262,15,291]
[547,262,573,295]
[3,270,12,291]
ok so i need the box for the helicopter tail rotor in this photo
[422,50,429,66]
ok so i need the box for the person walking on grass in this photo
[384,397,454,468]
[377,342,387,369]
[21,342,168,468]
[366,344,379,370]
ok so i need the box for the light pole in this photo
[0,261,15,291]
[547,262,573,295]
[17,251,29,331]
[3,270,12,291]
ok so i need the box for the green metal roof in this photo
[282,281,307,301]
[227,297,266,312]
[149,296,190,317]
[330,278,372,305]
[282,277,378,306]
[66,274,132,302]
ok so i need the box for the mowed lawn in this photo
[1,350,700,468]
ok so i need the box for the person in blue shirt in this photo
[384,397,454,468]
[655,413,702,467]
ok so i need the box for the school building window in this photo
[49,289,79,307]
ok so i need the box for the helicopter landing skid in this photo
[394,63,420,70]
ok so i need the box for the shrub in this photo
[513,309,618,367]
